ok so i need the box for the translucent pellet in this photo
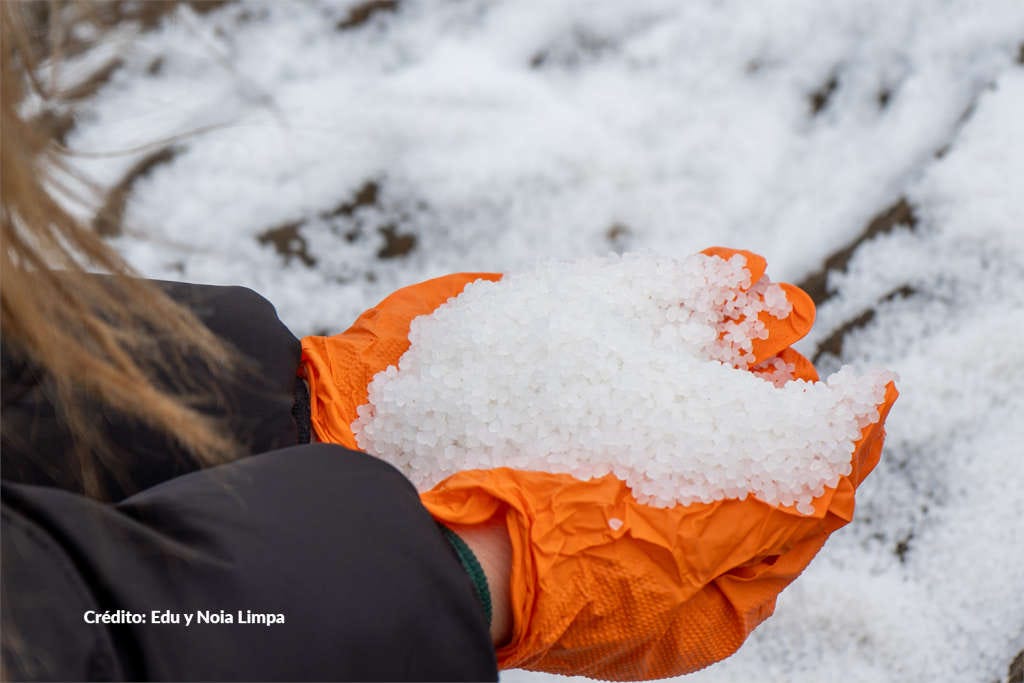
[351,253,895,513]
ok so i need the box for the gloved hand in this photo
[301,250,898,681]
[302,271,503,449]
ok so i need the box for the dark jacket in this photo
[1,282,496,681]
[1,281,307,500]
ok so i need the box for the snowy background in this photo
[45,1,1023,680]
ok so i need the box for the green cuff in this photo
[438,524,492,629]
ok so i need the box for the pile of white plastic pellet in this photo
[353,252,893,513]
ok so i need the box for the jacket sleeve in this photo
[1,444,497,682]
[1,281,305,500]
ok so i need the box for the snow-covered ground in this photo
[56,1,1023,680]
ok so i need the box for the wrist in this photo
[443,520,513,648]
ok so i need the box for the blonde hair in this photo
[2,2,238,499]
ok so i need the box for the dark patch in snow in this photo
[529,28,616,69]
[745,59,763,74]
[814,310,875,363]
[605,223,633,254]
[812,285,916,363]
[312,179,417,258]
[256,179,413,264]
[326,180,381,244]
[336,0,398,31]
[957,99,979,129]
[17,1,229,65]
[893,532,913,563]
[377,224,417,259]
[877,86,892,110]
[809,73,839,115]
[933,81,995,161]
[257,221,317,267]
[1008,649,1024,683]
[797,198,918,306]
[59,58,125,101]
[235,5,270,24]
[327,180,416,258]
[147,56,165,76]
[881,285,917,302]
[324,180,380,218]
[1017,43,1024,65]
[94,146,180,237]
[113,0,230,30]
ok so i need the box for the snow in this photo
[59,1,1024,680]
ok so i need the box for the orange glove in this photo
[301,250,898,681]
